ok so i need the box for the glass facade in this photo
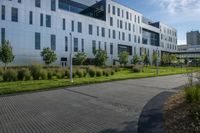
[80,0,106,21]
[59,0,87,13]
[142,29,159,46]
[118,44,132,55]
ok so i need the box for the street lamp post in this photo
[69,33,73,83]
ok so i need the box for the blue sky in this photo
[115,0,200,45]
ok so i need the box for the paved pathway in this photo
[0,75,189,133]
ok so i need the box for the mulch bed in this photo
[164,92,200,133]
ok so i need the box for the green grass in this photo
[0,66,199,95]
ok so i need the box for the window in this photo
[110,43,113,55]
[29,11,33,25]
[40,14,43,26]
[129,34,131,42]
[128,23,131,31]
[117,8,120,16]
[120,20,123,29]
[51,0,56,11]
[35,32,40,50]
[97,26,99,36]
[1,28,5,44]
[112,6,115,15]
[138,16,140,24]
[126,11,129,20]
[18,0,21,3]
[118,31,121,40]
[112,30,115,39]
[74,38,78,52]
[110,17,113,26]
[102,27,105,37]
[63,18,65,30]
[92,40,96,54]
[78,22,82,33]
[89,24,93,35]
[134,35,137,43]
[46,15,51,27]
[65,36,68,51]
[138,36,140,43]
[35,0,41,8]
[51,34,56,51]
[108,29,111,38]
[98,41,101,49]
[122,32,125,41]
[71,21,74,32]
[81,39,84,52]
[104,42,107,51]
[1,5,5,20]
[117,19,119,28]
[108,4,110,13]
[11,7,18,22]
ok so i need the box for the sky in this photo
[115,0,200,45]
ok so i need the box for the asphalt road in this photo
[0,75,189,133]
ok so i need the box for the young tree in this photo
[170,54,177,64]
[0,41,15,70]
[161,53,168,66]
[152,51,158,66]
[41,47,57,67]
[74,52,87,65]
[118,51,129,66]
[133,54,140,65]
[141,54,149,66]
[94,49,108,66]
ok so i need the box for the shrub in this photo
[0,67,3,76]
[112,65,120,72]
[3,69,17,82]
[132,65,142,73]
[40,70,47,80]
[103,69,110,77]
[76,69,83,78]
[47,71,53,80]
[82,69,87,77]
[30,65,43,80]
[18,68,31,81]
[96,69,103,77]
[65,69,70,78]
[185,87,200,103]
[111,70,115,75]
[88,67,96,77]
[55,69,65,79]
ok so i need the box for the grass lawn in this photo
[0,66,199,95]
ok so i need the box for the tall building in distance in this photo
[187,30,200,45]
[0,0,177,66]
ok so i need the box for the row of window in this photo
[108,4,141,24]
[110,17,142,33]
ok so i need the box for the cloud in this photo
[152,0,200,14]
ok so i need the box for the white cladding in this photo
[0,0,177,66]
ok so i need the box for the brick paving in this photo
[0,75,189,133]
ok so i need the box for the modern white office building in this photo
[0,0,177,67]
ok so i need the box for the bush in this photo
[185,87,200,103]
[82,69,87,77]
[18,68,31,81]
[3,69,18,82]
[111,70,115,75]
[76,69,83,78]
[65,69,70,78]
[30,65,43,80]
[132,65,142,73]
[47,71,53,80]
[103,69,110,77]
[55,69,65,79]
[96,69,103,77]
[112,65,120,72]
[0,68,3,76]
[88,67,96,77]
[40,70,47,80]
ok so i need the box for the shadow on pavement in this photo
[137,91,174,133]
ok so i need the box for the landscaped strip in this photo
[0,67,199,95]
